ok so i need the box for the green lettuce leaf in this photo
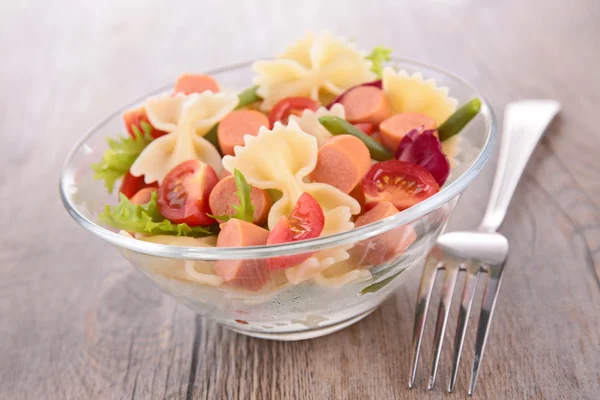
[91,122,154,193]
[366,46,392,78]
[235,85,261,109]
[99,192,214,237]
[209,169,255,223]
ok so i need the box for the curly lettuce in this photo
[91,122,154,193]
[99,191,214,237]
[366,46,392,78]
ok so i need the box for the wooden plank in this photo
[1,0,599,399]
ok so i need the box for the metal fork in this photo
[408,100,561,394]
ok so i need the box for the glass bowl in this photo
[60,59,496,340]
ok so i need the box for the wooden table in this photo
[2,0,599,398]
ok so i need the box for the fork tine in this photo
[408,259,441,388]
[427,264,460,389]
[448,264,481,393]
[468,263,506,395]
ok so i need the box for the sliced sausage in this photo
[355,201,399,226]
[215,219,270,291]
[129,187,156,205]
[379,112,437,153]
[123,107,168,139]
[340,86,393,125]
[309,135,372,194]
[353,122,375,135]
[351,201,416,265]
[349,184,366,214]
[370,132,383,144]
[209,175,272,226]
[174,73,220,94]
[217,109,269,156]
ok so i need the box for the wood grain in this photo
[1,0,600,399]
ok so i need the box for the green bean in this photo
[205,86,262,153]
[359,269,406,295]
[204,124,220,150]
[438,98,481,141]
[235,85,261,109]
[318,116,393,161]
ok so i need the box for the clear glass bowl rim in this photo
[59,57,497,260]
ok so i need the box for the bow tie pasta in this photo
[288,103,345,148]
[283,205,355,285]
[130,92,238,183]
[222,122,360,284]
[253,32,376,111]
[88,33,483,298]
[221,120,361,230]
[382,67,461,162]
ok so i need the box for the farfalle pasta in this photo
[120,231,224,286]
[283,203,356,284]
[382,67,458,125]
[288,104,345,148]
[130,91,238,183]
[285,245,352,285]
[221,121,360,229]
[91,34,481,297]
[253,32,376,110]
[382,67,461,163]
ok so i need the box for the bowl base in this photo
[225,307,378,341]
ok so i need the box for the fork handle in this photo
[479,100,560,232]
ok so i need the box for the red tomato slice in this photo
[120,171,158,199]
[268,97,319,128]
[353,122,375,135]
[157,160,219,226]
[266,193,325,270]
[123,107,168,139]
[362,160,439,211]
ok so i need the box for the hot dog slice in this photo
[349,184,366,214]
[353,122,375,135]
[174,74,220,94]
[129,187,156,205]
[217,110,269,156]
[123,107,168,139]
[340,86,393,125]
[379,112,437,152]
[215,219,270,291]
[309,135,372,194]
[208,175,272,226]
[352,202,416,265]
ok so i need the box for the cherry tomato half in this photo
[268,97,319,128]
[362,160,439,211]
[123,107,168,139]
[120,171,158,199]
[266,193,325,270]
[157,160,219,226]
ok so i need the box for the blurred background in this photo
[2,1,599,399]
